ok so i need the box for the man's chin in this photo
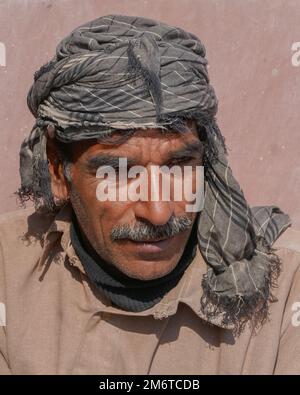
[114,257,179,281]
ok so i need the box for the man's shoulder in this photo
[272,226,300,280]
[273,226,300,254]
[271,226,300,303]
[0,206,55,241]
[0,207,55,270]
[0,206,35,229]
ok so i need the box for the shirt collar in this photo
[38,203,233,330]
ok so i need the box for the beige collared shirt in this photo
[0,204,300,375]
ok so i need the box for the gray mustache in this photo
[110,216,193,242]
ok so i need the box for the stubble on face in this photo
[66,123,202,280]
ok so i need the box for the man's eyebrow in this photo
[168,140,204,160]
[85,154,137,170]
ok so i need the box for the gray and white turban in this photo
[20,15,291,333]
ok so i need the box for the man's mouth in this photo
[130,237,172,243]
[125,236,175,254]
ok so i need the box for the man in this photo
[0,15,300,375]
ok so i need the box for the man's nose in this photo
[133,164,175,226]
[134,199,174,226]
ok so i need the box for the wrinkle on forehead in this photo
[71,123,200,165]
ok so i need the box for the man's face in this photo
[53,122,203,281]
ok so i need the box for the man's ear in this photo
[46,138,70,201]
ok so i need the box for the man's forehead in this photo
[69,122,201,161]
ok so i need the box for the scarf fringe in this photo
[200,245,282,336]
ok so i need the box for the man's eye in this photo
[169,157,192,166]
[113,166,134,176]
[114,166,130,174]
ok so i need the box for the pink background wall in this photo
[0,0,299,228]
